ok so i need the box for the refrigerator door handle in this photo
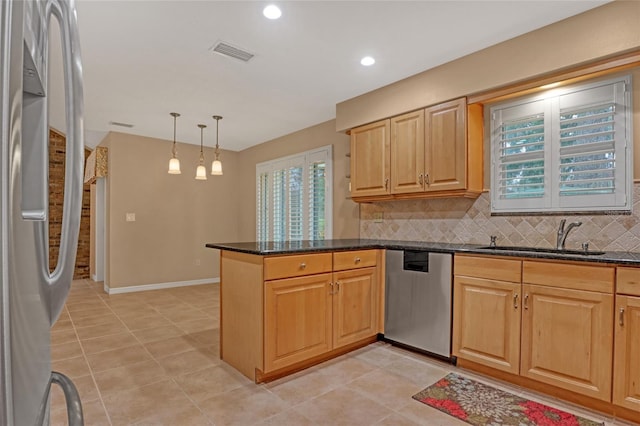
[35,372,84,426]
[36,0,84,325]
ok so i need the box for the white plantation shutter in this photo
[556,81,628,209]
[288,166,304,241]
[491,75,631,213]
[307,149,332,240]
[272,168,286,241]
[257,172,269,242]
[256,146,332,242]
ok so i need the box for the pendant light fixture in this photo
[195,124,207,180]
[211,115,223,175]
[168,112,181,174]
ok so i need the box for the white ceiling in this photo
[47,0,610,151]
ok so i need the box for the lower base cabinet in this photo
[453,275,521,375]
[520,284,613,401]
[453,255,616,403]
[332,267,378,348]
[264,273,333,373]
[221,249,382,383]
[263,266,378,373]
[613,294,640,412]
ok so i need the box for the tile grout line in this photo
[62,278,114,426]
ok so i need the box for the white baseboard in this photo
[104,277,219,295]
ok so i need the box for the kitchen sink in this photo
[477,246,606,256]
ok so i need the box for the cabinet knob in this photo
[384,178,389,190]
[418,174,423,185]
[425,173,430,185]
[524,294,529,310]
[513,293,519,309]
[354,257,361,264]
[299,262,306,270]
[620,307,625,326]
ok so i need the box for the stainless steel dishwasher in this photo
[384,250,453,359]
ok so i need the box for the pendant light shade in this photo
[195,124,207,180]
[168,112,181,174]
[211,115,223,175]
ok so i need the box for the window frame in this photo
[489,75,633,214]
[256,145,333,242]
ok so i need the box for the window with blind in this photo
[256,146,332,242]
[490,75,632,213]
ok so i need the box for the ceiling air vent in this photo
[211,41,254,62]
[109,121,134,128]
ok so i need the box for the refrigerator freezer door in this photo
[1,0,84,423]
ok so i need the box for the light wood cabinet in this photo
[350,120,390,198]
[350,97,483,201]
[613,267,640,414]
[453,275,521,374]
[333,267,378,348]
[453,255,615,402]
[520,284,613,401]
[221,249,381,383]
[453,255,522,374]
[264,251,380,374]
[390,110,424,194]
[264,273,333,372]
[424,98,467,192]
[613,295,640,412]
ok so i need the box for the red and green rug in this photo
[412,373,604,426]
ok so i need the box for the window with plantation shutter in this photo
[490,75,632,213]
[257,172,269,242]
[256,146,333,242]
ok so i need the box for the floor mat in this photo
[412,373,604,425]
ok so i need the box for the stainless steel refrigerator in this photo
[1,0,84,424]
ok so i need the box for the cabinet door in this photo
[390,110,425,194]
[613,295,640,412]
[452,276,521,374]
[424,98,466,192]
[264,273,333,372]
[521,284,613,401]
[333,267,378,348]
[350,120,391,198]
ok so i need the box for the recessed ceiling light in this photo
[360,56,375,66]
[263,5,282,20]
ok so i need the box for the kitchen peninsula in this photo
[208,239,640,423]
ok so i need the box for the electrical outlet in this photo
[373,212,383,223]
[126,213,136,222]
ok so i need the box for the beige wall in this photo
[336,1,640,131]
[98,120,359,290]
[236,119,359,242]
[101,131,240,289]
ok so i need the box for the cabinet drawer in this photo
[454,254,521,283]
[523,261,614,293]
[617,267,640,296]
[333,250,378,271]
[264,253,332,280]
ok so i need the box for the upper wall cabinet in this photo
[350,120,391,198]
[350,97,483,202]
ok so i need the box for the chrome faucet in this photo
[556,219,582,250]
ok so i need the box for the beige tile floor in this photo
[49,279,636,425]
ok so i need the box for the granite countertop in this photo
[205,239,640,266]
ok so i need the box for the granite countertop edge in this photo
[205,239,640,266]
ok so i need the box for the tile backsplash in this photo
[360,183,640,252]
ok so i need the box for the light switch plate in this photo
[373,212,383,223]
[126,213,136,222]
